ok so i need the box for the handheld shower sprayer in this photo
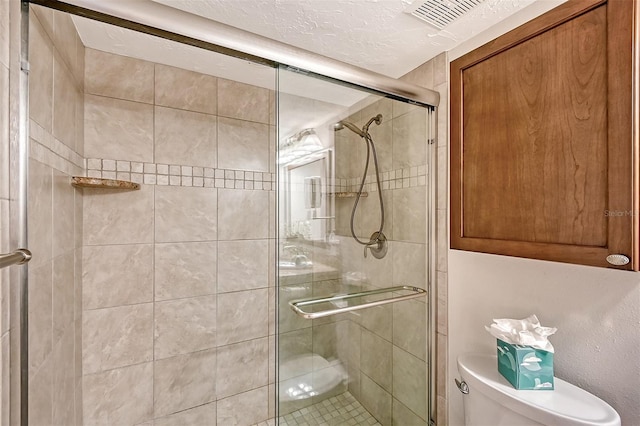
[364,114,383,129]
[333,121,365,137]
[334,113,387,259]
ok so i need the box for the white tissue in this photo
[485,314,557,353]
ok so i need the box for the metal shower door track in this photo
[29,0,440,108]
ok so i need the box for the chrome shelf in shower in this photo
[289,285,426,319]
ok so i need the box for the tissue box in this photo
[496,339,554,390]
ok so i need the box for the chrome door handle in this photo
[0,249,32,269]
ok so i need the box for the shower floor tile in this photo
[275,392,381,426]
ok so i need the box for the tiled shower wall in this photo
[400,54,448,426]
[0,0,11,423]
[80,48,276,425]
[333,98,429,426]
[27,6,85,426]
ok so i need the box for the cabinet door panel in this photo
[451,0,638,270]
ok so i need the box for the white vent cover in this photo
[405,0,487,29]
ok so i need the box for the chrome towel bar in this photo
[289,285,426,319]
[0,249,32,270]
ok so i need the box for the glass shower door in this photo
[276,66,433,425]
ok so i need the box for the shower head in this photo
[333,120,366,138]
[334,114,383,138]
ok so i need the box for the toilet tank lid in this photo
[457,354,621,426]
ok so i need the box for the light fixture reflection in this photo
[285,381,316,400]
[278,128,324,165]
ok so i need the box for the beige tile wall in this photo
[26,5,85,426]
[0,0,11,424]
[400,53,449,426]
[81,48,274,425]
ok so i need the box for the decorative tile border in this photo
[336,164,428,193]
[30,118,426,194]
[29,120,85,176]
[86,158,276,191]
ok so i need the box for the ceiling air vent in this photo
[405,0,487,30]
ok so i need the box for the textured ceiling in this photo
[151,0,538,78]
[71,0,563,88]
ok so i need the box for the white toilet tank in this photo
[457,354,621,426]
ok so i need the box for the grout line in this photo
[83,300,155,312]
[214,186,220,400]
[151,181,157,417]
[84,92,272,126]
[81,332,271,376]
[150,400,215,422]
[82,359,153,378]
[392,396,429,424]
[154,294,218,304]
[216,383,271,404]
[84,92,155,106]
[81,236,274,248]
[215,285,270,296]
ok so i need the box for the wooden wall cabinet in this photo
[450,0,639,270]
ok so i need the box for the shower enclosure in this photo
[5,1,437,424]
[277,68,433,425]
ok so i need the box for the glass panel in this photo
[27,5,278,425]
[277,66,432,425]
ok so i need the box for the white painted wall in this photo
[448,251,640,425]
[445,1,640,425]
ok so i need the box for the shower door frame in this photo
[15,1,440,424]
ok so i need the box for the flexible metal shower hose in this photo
[350,118,385,247]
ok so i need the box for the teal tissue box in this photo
[496,339,554,390]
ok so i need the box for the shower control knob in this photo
[606,254,630,266]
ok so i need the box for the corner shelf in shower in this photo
[71,176,140,190]
[331,192,368,198]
